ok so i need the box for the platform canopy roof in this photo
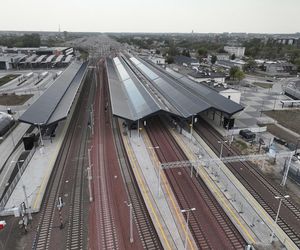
[107,57,165,121]
[19,61,88,126]
[142,59,244,116]
[107,56,243,122]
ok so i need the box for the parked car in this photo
[239,129,256,141]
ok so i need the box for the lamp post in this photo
[218,140,228,159]
[270,195,289,243]
[124,201,133,243]
[189,115,197,141]
[35,123,44,147]
[181,208,196,250]
[280,152,294,187]
[22,185,32,220]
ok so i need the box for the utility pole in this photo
[22,185,32,220]
[181,208,196,250]
[57,196,64,229]
[218,140,228,159]
[281,152,294,186]
[124,201,133,243]
[270,195,289,243]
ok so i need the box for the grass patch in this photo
[252,82,272,89]
[233,139,248,151]
[263,110,300,135]
[0,74,20,87]
[0,93,33,105]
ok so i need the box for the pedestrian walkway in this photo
[120,124,196,250]
[237,90,289,128]
[1,120,67,215]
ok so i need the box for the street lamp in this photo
[124,201,133,243]
[217,140,228,159]
[35,123,44,147]
[270,195,289,243]
[181,208,196,250]
[189,115,197,141]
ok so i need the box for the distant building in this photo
[188,71,226,84]
[216,53,229,61]
[264,61,297,75]
[149,56,165,65]
[276,38,298,46]
[224,46,245,58]
[174,55,199,67]
[0,54,27,70]
[283,80,300,99]
[216,59,246,70]
[3,47,73,56]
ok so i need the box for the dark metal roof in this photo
[174,55,198,65]
[130,57,211,118]
[140,58,244,116]
[107,55,243,122]
[19,61,87,125]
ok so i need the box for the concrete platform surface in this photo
[1,120,67,215]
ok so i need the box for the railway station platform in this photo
[171,122,298,249]
[0,120,67,216]
[120,122,195,250]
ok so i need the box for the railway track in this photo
[113,117,163,249]
[90,61,150,249]
[146,117,246,249]
[91,63,119,249]
[32,65,93,250]
[195,118,300,247]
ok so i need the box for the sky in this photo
[1,0,299,33]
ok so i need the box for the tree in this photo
[235,70,245,82]
[182,49,190,57]
[229,66,239,80]
[198,47,208,58]
[230,66,245,82]
[155,49,160,55]
[167,46,179,56]
[211,55,217,64]
[294,57,300,72]
[23,34,41,47]
[166,56,174,64]
[243,59,257,72]
[231,54,236,60]
[218,48,226,53]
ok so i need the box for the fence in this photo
[0,146,36,210]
